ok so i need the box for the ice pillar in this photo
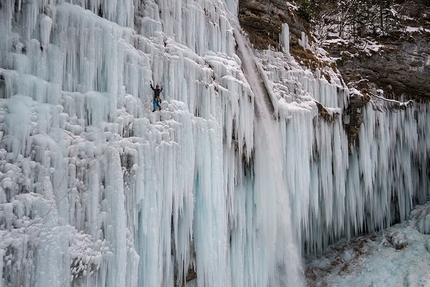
[280,23,290,55]
[299,31,309,49]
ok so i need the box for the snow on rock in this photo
[306,202,430,287]
[414,204,430,235]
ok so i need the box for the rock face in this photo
[318,0,430,100]
[334,33,430,99]
[239,0,430,150]
[239,0,430,100]
[238,0,309,51]
[342,93,370,150]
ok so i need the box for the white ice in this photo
[0,0,429,286]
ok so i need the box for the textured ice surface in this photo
[0,0,429,286]
[306,203,430,287]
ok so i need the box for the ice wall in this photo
[0,0,255,286]
[257,48,430,253]
[0,0,429,286]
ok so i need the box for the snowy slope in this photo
[306,202,430,287]
[0,0,429,287]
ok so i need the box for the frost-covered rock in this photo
[306,204,430,287]
[416,204,430,234]
[386,231,408,250]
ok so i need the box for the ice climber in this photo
[150,82,163,112]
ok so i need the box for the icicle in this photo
[279,23,290,55]
[1,0,429,286]
[39,15,52,48]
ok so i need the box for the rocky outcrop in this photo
[343,92,370,150]
[238,0,310,51]
[239,0,429,151]
[333,32,430,99]
[239,0,430,101]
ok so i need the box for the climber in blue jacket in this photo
[150,82,163,112]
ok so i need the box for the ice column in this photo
[299,31,309,49]
[233,24,305,286]
[256,46,430,254]
[39,15,52,48]
[280,23,290,55]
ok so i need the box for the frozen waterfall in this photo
[0,0,429,286]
